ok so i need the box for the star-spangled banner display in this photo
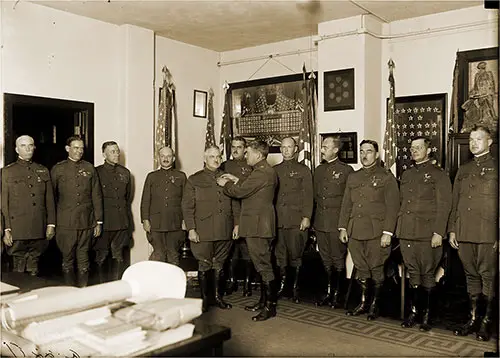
[394,97,445,178]
[205,89,216,149]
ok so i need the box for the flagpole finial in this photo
[388,58,395,69]
[223,81,229,91]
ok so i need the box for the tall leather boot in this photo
[96,263,107,284]
[245,276,265,312]
[330,269,344,309]
[316,268,332,306]
[226,259,237,295]
[242,261,253,297]
[77,270,89,288]
[401,285,419,328]
[454,294,480,336]
[476,297,494,341]
[111,259,124,281]
[214,269,232,309]
[63,270,76,286]
[198,271,210,313]
[419,287,433,331]
[292,266,301,304]
[347,279,369,316]
[277,266,287,298]
[367,281,383,321]
[252,281,277,321]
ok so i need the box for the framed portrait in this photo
[388,93,447,178]
[229,73,317,153]
[193,90,208,118]
[323,68,355,111]
[320,132,358,164]
[457,47,498,134]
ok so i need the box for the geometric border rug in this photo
[226,295,497,357]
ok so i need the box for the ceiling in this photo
[32,0,483,52]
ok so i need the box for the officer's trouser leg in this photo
[94,231,110,284]
[289,229,307,304]
[191,241,213,313]
[148,231,167,262]
[25,239,49,276]
[56,228,78,286]
[110,230,129,281]
[275,229,288,298]
[347,239,371,316]
[75,229,93,288]
[6,241,28,273]
[213,241,233,309]
[165,230,185,267]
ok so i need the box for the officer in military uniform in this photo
[183,146,238,312]
[449,125,498,342]
[274,137,313,303]
[314,136,353,308]
[398,136,452,331]
[221,136,253,296]
[339,139,399,320]
[1,135,56,276]
[94,141,131,283]
[51,136,103,287]
[140,147,186,266]
[217,140,278,321]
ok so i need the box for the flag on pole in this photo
[298,63,313,170]
[309,70,319,171]
[154,66,176,169]
[449,51,459,135]
[219,81,232,160]
[383,59,397,175]
[205,88,216,149]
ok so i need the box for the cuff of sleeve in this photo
[382,231,393,236]
[97,221,103,225]
[47,224,56,228]
[4,228,11,232]
[433,232,443,238]
[338,228,346,231]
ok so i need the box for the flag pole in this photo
[384,58,397,176]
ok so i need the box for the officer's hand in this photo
[143,220,151,233]
[431,233,443,248]
[94,224,102,238]
[380,233,391,248]
[181,220,187,231]
[3,231,13,247]
[300,217,310,231]
[188,229,200,243]
[449,232,459,250]
[339,229,349,244]
[232,225,239,240]
[46,226,55,240]
[221,173,239,183]
[494,241,498,252]
[216,177,229,187]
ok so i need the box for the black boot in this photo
[198,271,210,313]
[367,282,383,321]
[96,263,107,284]
[77,270,89,288]
[454,294,480,336]
[226,259,237,295]
[214,269,232,309]
[292,266,301,304]
[245,277,265,312]
[330,269,344,309]
[347,279,369,316]
[252,281,277,321]
[242,261,253,297]
[63,270,76,286]
[111,259,125,281]
[401,285,419,328]
[477,298,494,341]
[316,268,332,306]
[419,287,433,331]
[277,267,287,299]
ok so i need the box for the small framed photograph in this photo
[193,90,208,118]
[320,132,358,164]
[324,68,355,111]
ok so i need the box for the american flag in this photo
[205,89,216,149]
[154,66,176,169]
[383,59,397,174]
[219,82,232,160]
[395,97,444,177]
[298,64,316,171]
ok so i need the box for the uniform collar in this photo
[254,159,268,169]
[415,159,431,169]
[204,167,221,177]
[160,166,173,172]
[362,163,378,174]
[474,151,491,164]
[17,157,32,166]
[68,157,81,164]
[104,162,117,171]
[326,157,338,164]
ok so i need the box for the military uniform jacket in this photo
[448,152,498,243]
[51,159,103,229]
[182,168,238,241]
[313,159,354,232]
[339,165,400,240]
[274,159,313,229]
[140,168,186,232]
[96,162,131,231]
[1,159,56,240]
[224,159,277,238]
[221,159,252,182]
[396,161,452,240]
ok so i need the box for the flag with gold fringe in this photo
[446,51,459,174]
[219,82,232,160]
[299,63,318,172]
[383,59,397,175]
[205,89,216,149]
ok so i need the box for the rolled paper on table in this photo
[1,329,39,357]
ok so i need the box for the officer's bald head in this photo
[15,135,35,161]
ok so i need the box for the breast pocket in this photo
[480,173,498,196]
[418,180,435,200]
[7,177,26,197]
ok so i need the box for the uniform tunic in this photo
[397,160,452,288]
[313,159,353,271]
[182,168,237,271]
[95,162,131,262]
[51,159,103,273]
[339,165,399,282]
[448,152,498,298]
[274,159,313,268]
[223,159,278,282]
[1,159,55,271]
[140,167,186,265]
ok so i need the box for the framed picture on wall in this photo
[193,90,208,118]
[457,47,498,134]
[320,132,358,164]
[323,68,355,111]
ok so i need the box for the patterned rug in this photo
[224,294,497,357]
